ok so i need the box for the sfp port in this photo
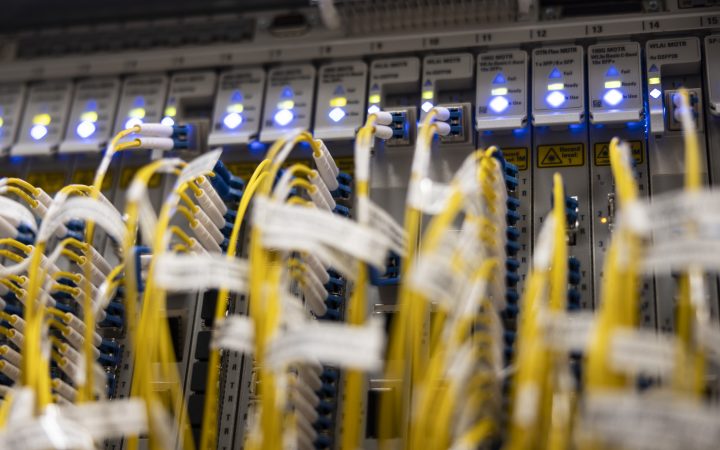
[667,89,703,132]
[385,108,416,147]
[439,103,472,144]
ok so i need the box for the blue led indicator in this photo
[548,67,562,79]
[249,140,268,154]
[333,85,345,96]
[492,73,506,84]
[230,90,243,102]
[133,96,145,107]
[281,86,294,98]
[605,66,619,77]
[648,64,659,73]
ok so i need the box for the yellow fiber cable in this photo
[179,191,199,213]
[199,164,270,450]
[0,238,32,254]
[0,250,24,263]
[675,88,706,396]
[61,249,85,265]
[169,226,195,247]
[121,159,184,449]
[4,186,38,208]
[246,132,321,450]
[586,138,639,391]
[0,279,24,298]
[6,178,40,196]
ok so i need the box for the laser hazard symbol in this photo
[593,141,644,166]
[537,143,585,168]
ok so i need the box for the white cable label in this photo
[533,215,556,269]
[212,315,255,354]
[513,383,540,427]
[153,253,249,293]
[176,149,222,188]
[254,198,393,269]
[59,398,148,439]
[609,328,677,378]
[581,391,720,450]
[697,322,720,363]
[642,238,720,274]
[0,399,147,449]
[263,235,356,280]
[542,311,595,353]
[37,197,125,244]
[409,249,468,310]
[265,317,385,372]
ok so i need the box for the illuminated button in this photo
[422,90,434,100]
[223,112,243,129]
[421,101,434,113]
[547,82,564,91]
[368,94,381,105]
[367,105,381,114]
[227,104,244,114]
[164,106,177,118]
[161,116,175,127]
[488,96,510,113]
[80,111,98,123]
[603,89,623,107]
[545,91,566,108]
[491,87,508,96]
[606,66,619,77]
[649,88,662,99]
[648,76,661,85]
[274,109,294,126]
[329,97,347,108]
[604,80,622,89]
[328,107,346,123]
[128,107,146,119]
[32,113,51,126]
[0,117,4,128]
[277,100,295,110]
[76,120,96,138]
[30,124,48,140]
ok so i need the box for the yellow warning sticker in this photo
[537,143,585,168]
[224,162,258,181]
[119,167,161,189]
[502,148,529,171]
[593,140,644,166]
[72,169,113,190]
[334,157,355,175]
[225,157,354,181]
[26,172,66,194]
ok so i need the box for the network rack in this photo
[0,1,718,449]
